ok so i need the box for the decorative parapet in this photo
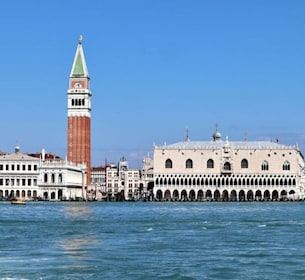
[154,141,298,151]
[40,159,86,169]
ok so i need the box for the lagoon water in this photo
[1,202,305,279]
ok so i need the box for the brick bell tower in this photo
[67,35,92,186]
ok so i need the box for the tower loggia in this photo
[67,35,92,186]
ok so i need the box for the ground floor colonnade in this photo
[153,187,298,201]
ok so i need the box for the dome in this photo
[212,128,221,141]
[15,145,20,153]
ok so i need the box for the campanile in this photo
[67,35,91,185]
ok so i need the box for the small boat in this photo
[11,199,26,205]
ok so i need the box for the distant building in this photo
[91,166,107,187]
[89,166,107,200]
[102,157,141,201]
[140,154,154,199]
[89,156,153,201]
[153,128,305,201]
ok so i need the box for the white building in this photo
[0,147,87,201]
[105,157,141,201]
[89,166,107,201]
[38,150,86,200]
[140,155,154,199]
[0,146,40,199]
[153,129,305,201]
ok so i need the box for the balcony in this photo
[221,162,232,175]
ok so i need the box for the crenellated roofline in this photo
[154,140,299,151]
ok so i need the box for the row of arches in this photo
[155,177,296,187]
[43,173,63,184]
[71,98,85,106]
[43,190,63,200]
[154,189,296,202]
[165,158,291,171]
[0,189,38,199]
[0,189,63,200]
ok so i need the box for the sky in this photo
[0,0,305,167]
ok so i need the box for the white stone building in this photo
[0,147,87,201]
[105,157,141,201]
[38,151,86,201]
[0,146,40,199]
[153,129,305,201]
[89,166,107,201]
[140,155,154,199]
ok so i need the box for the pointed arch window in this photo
[241,159,248,168]
[207,159,214,169]
[165,159,172,169]
[283,161,290,171]
[186,159,193,169]
[261,161,269,171]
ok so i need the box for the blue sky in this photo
[1,0,305,167]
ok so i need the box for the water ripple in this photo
[0,202,305,279]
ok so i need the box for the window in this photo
[28,165,32,171]
[261,161,269,171]
[165,159,172,169]
[241,159,248,168]
[283,161,290,171]
[224,162,231,170]
[186,159,193,169]
[0,165,3,170]
[207,159,214,169]
[34,165,37,171]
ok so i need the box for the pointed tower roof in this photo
[70,35,89,77]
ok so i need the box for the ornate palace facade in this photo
[153,129,305,201]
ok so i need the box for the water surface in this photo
[0,202,305,279]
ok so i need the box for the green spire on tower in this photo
[70,35,89,77]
